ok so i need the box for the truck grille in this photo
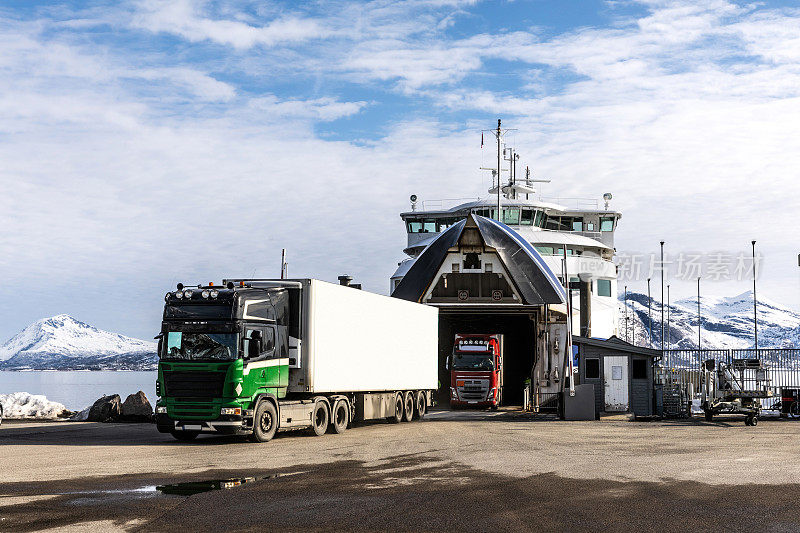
[172,404,217,419]
[458,379,489,400]
[163,371,226,399]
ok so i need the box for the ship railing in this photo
[419,197,481,212]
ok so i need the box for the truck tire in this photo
[171,430,199,441]
[704,411,713,422]
[387,393,403,423]
[414,391,426,420]
[310,401,329,436]
[330,399,349,434]
[250,401,278,443]
[402,391,414,422]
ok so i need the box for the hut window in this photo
[585,358,600,379]
[632,359,648,380]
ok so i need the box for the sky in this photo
[1,0,800,341]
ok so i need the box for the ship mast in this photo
[496,119,501,217]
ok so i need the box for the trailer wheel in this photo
[387,393,403,423]
[704,411,713,422]
[171,430,199,441]
[310,401,329,436]
[402,391,415,422]
[790,402,800,419]
[250,401,278,442]
[330,400,349,434]
[414,391,426,420]
[746,415,758,426]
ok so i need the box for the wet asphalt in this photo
[2,411,800,532]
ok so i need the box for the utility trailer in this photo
[701,358,772,426]
[155,278,438,442]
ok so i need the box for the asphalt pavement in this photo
[2,410,800,532]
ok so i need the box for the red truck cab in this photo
[448,334,504,409]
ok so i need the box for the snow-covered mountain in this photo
[617,290,800,349]
[0,315,157,370]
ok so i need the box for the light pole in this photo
[660,241,665,362]
[752,240,758,352]
[666,284,670,351]
[697,277,701,350]
[647,276,648,348]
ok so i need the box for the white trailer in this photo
[288,278,439,394]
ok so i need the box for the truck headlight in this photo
[156,406,167,414]
[450,387,458,399]
[487,388,496,400]
[220,407,241,416]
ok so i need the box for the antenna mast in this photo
[481,118,516,221]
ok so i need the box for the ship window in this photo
[423,219,437,233]
[597,279,612,297]
[545,216,560,230]
[586,222,595,231]
[521,209,533,225]
[585,358,600,379]
[600,217,615,232]
[572,218,583,231]
[535,246,554,255]
[503,208,520,225]
[407,220,423,233]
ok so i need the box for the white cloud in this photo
[248,95,368,121]
[131,0,326,49]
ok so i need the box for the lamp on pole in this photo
[752,240,758,352]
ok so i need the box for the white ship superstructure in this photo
[391,173,621,339]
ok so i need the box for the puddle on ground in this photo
[157,471,304,495]
[58,472,305,503]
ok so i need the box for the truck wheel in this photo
[403,391,415,422]
[414,391,426,420]
[330,400,349,434]
[704,411,713,422]
[791,402,800,419]
[250,401,278,443]
[387,393,403,423]
[171,430,199,441]
[310,401,329,436]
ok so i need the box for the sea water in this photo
[0,371,157,411]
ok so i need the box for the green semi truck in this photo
[155,278,438,442]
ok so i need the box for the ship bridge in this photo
[392,214,570,406]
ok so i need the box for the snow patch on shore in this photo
[0,392,69,419]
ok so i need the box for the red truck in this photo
[447,334,504,409]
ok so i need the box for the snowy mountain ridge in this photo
[0,315,157,370]
[618,290,800,350]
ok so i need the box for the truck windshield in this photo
[452,353,494,371]
[163,332,239,361]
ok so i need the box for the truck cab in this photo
[447,334,503,409]
[155,283,293,440]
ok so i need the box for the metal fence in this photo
[662,349,800,408]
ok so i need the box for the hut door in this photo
[604,356,629,412]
